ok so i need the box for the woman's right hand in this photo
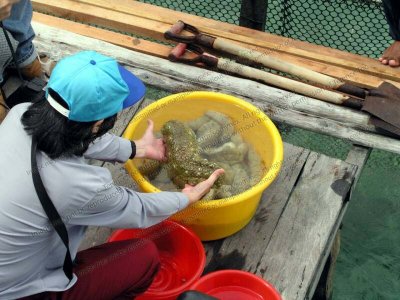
[181,169,225,204]
[0,0,19,21]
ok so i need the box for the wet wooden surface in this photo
[203,148,358,300]
[78,101,360,300]
[0,20,369,299]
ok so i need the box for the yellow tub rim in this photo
[123,91,284,209]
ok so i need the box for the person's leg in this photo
[21,238,160,300]
[2,0,41,77]
[379,0,400,67]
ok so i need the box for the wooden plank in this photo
[31,23,400,155]
[32,12,396,89]
[310,145,371,299]
[31,22,371,129]
[32,12,173,59]
[124,73,400,157]
[345,145,371,196]
[76,0,377,70]
[31,0,400,83]
[204,143,310,273]
[32,0,169,41]
[255,153,357,300]
[73,0,400,83]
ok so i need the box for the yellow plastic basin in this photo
[123,91,283,241]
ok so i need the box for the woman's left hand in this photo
[134,119,166,161]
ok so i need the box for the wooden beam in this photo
[32,12,200,62]
[32,12,171,59]
[32,22,400,154]
[32,0,168,41]
[133,68,400,154]
[75,0,400,83]
[32,0,400,84]
[32,13,398,90]
[308,145,370,299]
[32,22,371,128]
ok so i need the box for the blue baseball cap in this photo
[46,51,146,122]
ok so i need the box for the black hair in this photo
[21,89,117,159]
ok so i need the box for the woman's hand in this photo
[182,169,225,204]
[0,0,19,21]
[134,119,166,161]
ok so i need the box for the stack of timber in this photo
[30,0,400,154]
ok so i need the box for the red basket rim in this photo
[108,220,206,297]
[191,269,281,299]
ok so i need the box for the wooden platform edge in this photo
[307,145,371,299]
[255,153,358,299]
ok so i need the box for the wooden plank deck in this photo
[203,150,357,300]
[77,101,359,299]
[26,17,373,299]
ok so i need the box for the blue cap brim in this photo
[118,65,146,109]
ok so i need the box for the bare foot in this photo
[379,41,400,67]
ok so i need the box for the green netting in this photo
[139,0,393,58]
[269,0,392,57]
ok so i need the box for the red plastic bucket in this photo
[108,220,206,300]
[190,270,281,300]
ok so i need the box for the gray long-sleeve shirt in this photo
[0,103,189,299]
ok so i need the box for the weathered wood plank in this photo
[344,145,371,197]
[31,23,400,155]
[31,12,394,89]
[32,0,169,44]
[32,13,174,60]
[81,0,395,81]
[32,0,400,83]
[204,143,310,273]
[31,23,372,129]
[255,153,357,300]
[126,68,400,155]
[311,145,371,299]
